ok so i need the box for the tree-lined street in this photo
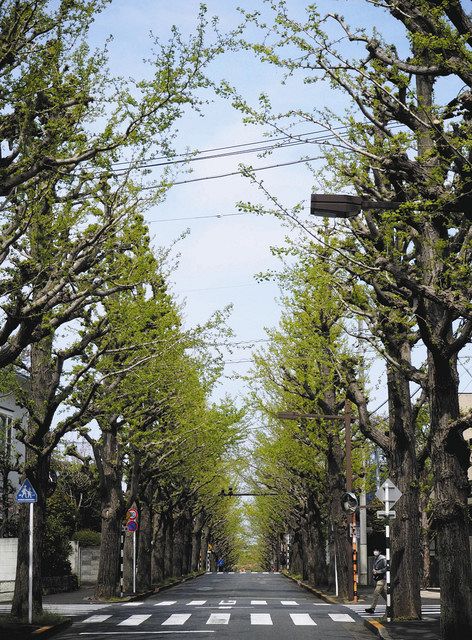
[1,3,471,640]
[51,572,374,640]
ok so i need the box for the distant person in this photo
[365,547,387,614]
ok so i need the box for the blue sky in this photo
[85,1,472,414]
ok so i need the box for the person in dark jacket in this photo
[365,547,387,614]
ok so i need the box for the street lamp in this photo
[310,194,399,218]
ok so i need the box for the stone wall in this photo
[80,547,100,584]
[0,538,100,597]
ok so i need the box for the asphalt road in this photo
[55,572,374,640]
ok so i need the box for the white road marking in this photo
[313,603,331,606]
[290,613,317,626]
[206,613,230,624]
[187,600,206,606]
[251,600,267,605]
[82,615,112,623]
[79,633,215,636]
[162,614,191,626]
[329,613,355,622]
[251,613,273,625]
[154,601,177,606]
[219,600,236,605]
[123,602,144,606]
[218,606,232,610]
[118,614,151,626]
[281,600,298,606]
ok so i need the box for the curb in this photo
[363,618,395,640]
[90,572,206,604]
[281,572,339,604]
[31,618,73,639]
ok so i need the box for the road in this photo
[54,571,374,640]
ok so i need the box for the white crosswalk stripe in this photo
[251,600,267,605]
[281,600,298,606]
[122,601,144,606]
[345,604,441,618]
[162,613,191,626]
[290,613,317,626]
[82,615,112,623]
[118,614,151,626]
[187,600,206,605]
[154,600,177,606]
[206,613,230,624]
[251,613,273,625]
[329,613,355,622]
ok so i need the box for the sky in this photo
[86,0,472,419]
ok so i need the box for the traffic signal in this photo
[341,492,358,512]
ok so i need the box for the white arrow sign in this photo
[375,479,402,507]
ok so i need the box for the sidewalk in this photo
[283,574,441,640]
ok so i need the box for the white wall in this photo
[0,538,17,601]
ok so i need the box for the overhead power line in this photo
[141,155,320,190]
[109,126,349,170]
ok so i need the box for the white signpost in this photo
[375,479,402,622]
[16,479,38,624]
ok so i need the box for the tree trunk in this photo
[123,531,134,593]
[327,433,352,600]
[163,511,174,579]
[172,511,185,577]
[200,524,209,570]
[420,496,432,589]
[136,500,152,592]
[429,351,472,639]
[94,426,125,599]
[386,358,422,620]
[191,511,204,572]
[290,529,303,576]
[151,511,166,584]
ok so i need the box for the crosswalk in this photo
[346,604,441,619]
[80,610,356,627]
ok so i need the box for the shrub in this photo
[73,529,101,547]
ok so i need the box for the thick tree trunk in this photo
[200,525,210,570]
[94,426,125,599]
[136,500,152,592]
[191,511,204,572]
[420,497,432,589]
[429,352,472,639]
[182,509,193,575]
[151,511,166,584]
[386,359,422,620]
[163,512,174,579]
[327,433,352,600]
[172,511,185,577]
[123,531,134,593]
[290,529,303,576]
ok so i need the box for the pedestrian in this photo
[365,547,387,614]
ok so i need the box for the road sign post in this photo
[375,479,402,622]
[16,479,38,624]
[126,508,138,594]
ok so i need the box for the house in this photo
[0,376,28,537]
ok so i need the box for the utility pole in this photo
[344,401,358,603]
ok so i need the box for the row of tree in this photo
[229,3,472,639]
[0,0,244,617]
